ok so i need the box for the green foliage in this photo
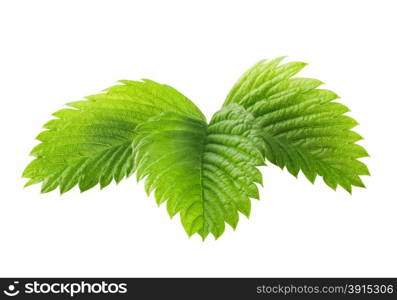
[133,105,264,239]
[225,57,369,192]
[24,57,369,239]
[23,79,204,193]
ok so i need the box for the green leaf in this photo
[133,104,264,239]
[23,79,205,193]
[24,57,370,239]
[224,57,369,192]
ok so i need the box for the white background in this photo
[0,0,396,277]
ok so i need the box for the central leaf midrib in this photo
[198,123,209,236]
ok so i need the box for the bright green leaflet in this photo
[133,105,264,239]
[225,57,369,192]
[23,79,205,193]
[23,57,369,239]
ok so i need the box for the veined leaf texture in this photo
[24,57,369,239]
